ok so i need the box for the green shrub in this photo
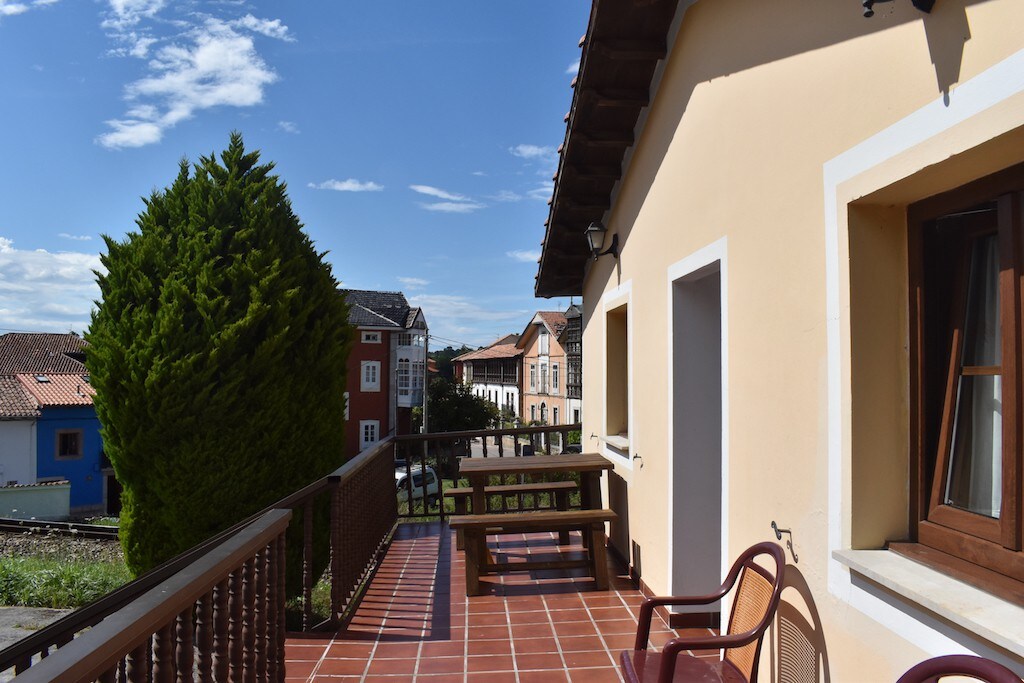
[87,134,352,592]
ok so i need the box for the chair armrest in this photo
[632,589,730,651]
[657,631,764,682]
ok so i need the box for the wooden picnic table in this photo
[458,452,614,516]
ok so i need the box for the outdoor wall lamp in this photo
[862,0,934,18]
[585,221,619,260]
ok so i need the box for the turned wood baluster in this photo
[126,638,150,682]
[175,608,193,683]
[302,499,314,631]
[276,532,287,682]
[153,621,175,682]
[267,537,280,683]
[241,558,256,682]
[330,482,342,622]
[212,580,229,681]
[543,430,551,454]
[228,569,243,681]
[194,593,212,681]
[254,548,268,682]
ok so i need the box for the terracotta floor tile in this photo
[371,642,421,658]
[416,656,466,675]
[563,650,616,668]
[509,610,550,624]
[512,637,560,654]
[286,643,328,660]
[569,667,625,682]
[596,619,639,635]
[467,638,513,656]
[601,633,637,650]
[367,657,417,675]
[515,652,566,670]
[558,635,606,652]
[511,622,555,639]
[553,620,598,637]
[519,670,570,682]
[466,654,514,672]
[420,640,467,658]
[468,611,509,627]
[415,674,466,683]
[283,660,317,678]
[316,657,370,675]
[467,672,517,683]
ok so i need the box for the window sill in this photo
[601,434,629,451]
[833,549,1024,657]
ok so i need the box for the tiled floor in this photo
[285,521,717,682]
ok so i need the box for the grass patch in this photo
[0,556,131,608]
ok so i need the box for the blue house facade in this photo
[33,404,104,513]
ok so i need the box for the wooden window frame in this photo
[907,163,1024,586]
[55,429,84,460]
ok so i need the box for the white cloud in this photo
[58,233,93,241]
[527,183,553,202]
[420,201,485,214]
[509,144,555,160]
[397,277,429,290]
[277,120,299,134]
[407,293,529,347]
[486,190,522,203]
[308,178,383,192]
[98,13,292,149]
[0,237,101,333]
[0,0,55,18]
[566,59,580,75]
[506,250,540,263]
[471,171,487,177]
[232,14,294,42]
[409,185,467,202]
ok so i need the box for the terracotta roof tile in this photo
[0,376,40,420]
[454,343,523,362]
[537,311,568,337]
[16,373,95,408]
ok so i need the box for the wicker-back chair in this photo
[897,655,1023,683]
[620,541,786,683]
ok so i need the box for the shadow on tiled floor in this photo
[285,521,716,682]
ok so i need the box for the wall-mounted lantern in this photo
[862,0,934,17]
[584,221,619,261]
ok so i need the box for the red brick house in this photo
[340,290,428,456]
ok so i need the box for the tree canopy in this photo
[87,133,352,576]
[426,377,499,433]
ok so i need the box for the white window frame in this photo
[360,360,381,392]
[539,329,549,355]
[359,420,380,451]
[397,358,411,397]
[529,364,536,391]
[551,363,559,393]
[361,331,381,344]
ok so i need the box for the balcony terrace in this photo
[0,425,710,682]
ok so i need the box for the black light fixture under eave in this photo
[585,221,619,260]
[862,0,934,17]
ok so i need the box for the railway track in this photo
[0,518,119,540]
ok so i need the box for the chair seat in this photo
[620,650,748,683]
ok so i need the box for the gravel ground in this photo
[0,531,123,564]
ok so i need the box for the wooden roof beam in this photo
[556,164,622,182]
[592,38,667,61]
[574,130,635,147]
[583,87,650,109]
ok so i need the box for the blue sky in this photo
[0,1,586,348]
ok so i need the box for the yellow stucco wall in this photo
[578,0,1024,678]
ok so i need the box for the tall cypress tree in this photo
[87,134,352,578]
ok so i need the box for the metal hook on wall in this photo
[771,521,799,563]
[632,453,643,469]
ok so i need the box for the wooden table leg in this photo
[465,529,482,597]
[470,474,487,521]
[454,497,467,550]
[589,523,609,590]
[555,490,570,546]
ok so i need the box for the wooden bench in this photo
[448,508,617,596]
[445,480,579,549]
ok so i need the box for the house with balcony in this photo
[519,311,568,428]
[534,0,1024,677]
[560,303,583,425]
[452,334,523,419]
[340,289,428,454]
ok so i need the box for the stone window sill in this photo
[833,549,1024,657]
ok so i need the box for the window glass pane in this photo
[960,233,1001,367]
[945,374,1003,518]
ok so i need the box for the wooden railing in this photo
[0,438,398,681]
[393,423,582,519]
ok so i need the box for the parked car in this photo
[395,465,439,503]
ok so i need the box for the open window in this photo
[905,165,1023,588]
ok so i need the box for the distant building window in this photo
[539,329,549,355]
[361,361,381,392]
[361,331,381,344]
[412,361,424,391]
[540,364,548,394]
[553,407,559,425]
[552,364,559,393]
[398,358,411,396]
[540,402,548,423]
[530,364,536,391]
[574,409,580,424]
[397,333,412,347]
[530,405,536,422]
[359,420,380,451]
[56,430,83,460]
